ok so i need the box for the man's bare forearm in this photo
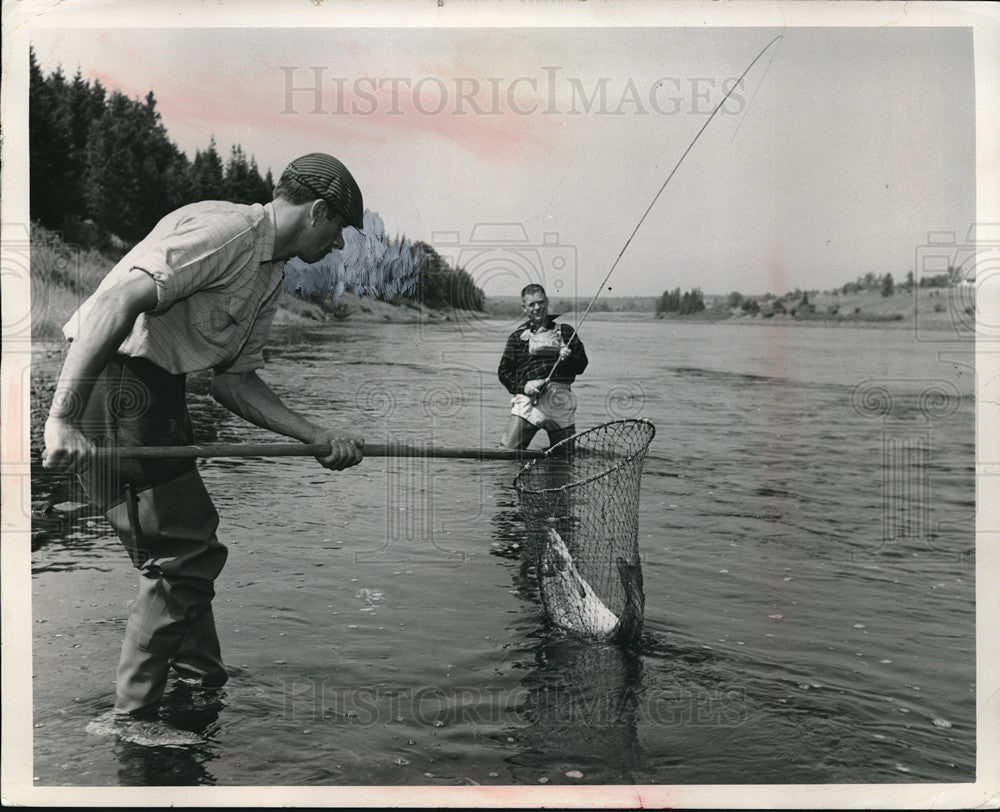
[42,272,158,471]
[211,370,364,471]
[48,274,158,423]
[210,371,323,443]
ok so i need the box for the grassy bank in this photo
[747,287,975,332]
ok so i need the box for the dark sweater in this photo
[497,316,588,395]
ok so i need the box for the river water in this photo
[29,316,976,787]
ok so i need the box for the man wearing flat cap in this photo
[42,153,365,722]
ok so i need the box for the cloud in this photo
[75,35,566,167]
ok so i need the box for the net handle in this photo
[93,442,545,461]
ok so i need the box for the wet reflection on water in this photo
[110,685,226,786]
[503,639,645,784]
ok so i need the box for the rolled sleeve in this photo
[129,213,256,314]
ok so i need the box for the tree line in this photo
[28,50,484,312]
[282,211,484,312]
[655,287,706,316]
[29,48,273,246]
[838,270,961,295]
[655,264,968,321]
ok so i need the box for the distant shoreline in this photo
[274,300,969,332]
[30,223,971,335]
[550,310,967,331]
[484,286,974,334]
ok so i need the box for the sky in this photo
[24,15,980,299]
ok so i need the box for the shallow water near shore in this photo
[30,317,975,787]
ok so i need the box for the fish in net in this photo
[513,419,656,644]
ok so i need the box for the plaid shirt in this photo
[497,316,588,395]
[64,201,285,375]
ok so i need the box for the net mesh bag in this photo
[513,419,656,641]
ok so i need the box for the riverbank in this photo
[274,291,469,326]
[27,222,482,340]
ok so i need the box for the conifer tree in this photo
[223,144,251,202]
[84,90,189,241]
[29,49,74,228]
[245,156,271,204]
[190,136,225,202]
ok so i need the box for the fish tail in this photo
[611,557,645,645]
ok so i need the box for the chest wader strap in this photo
[123,483,147,549]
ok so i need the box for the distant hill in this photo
[484,295,659,318]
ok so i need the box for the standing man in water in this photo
[42,153,366,722]
[498,284,588,449]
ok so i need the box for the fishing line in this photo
[730,36,783,144]
[540,34,784,390]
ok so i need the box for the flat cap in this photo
[282,153,364,230]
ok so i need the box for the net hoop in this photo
[513,419,656,495]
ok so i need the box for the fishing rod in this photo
[93,442,546,461]
[538,34,784,391]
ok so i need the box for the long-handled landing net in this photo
[513,419,656,644]
[95,442,545,461]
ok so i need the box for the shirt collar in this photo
[519,314,560,332]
